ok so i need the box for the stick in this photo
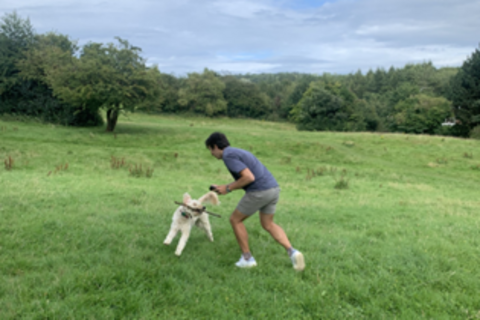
[174,201,222,218]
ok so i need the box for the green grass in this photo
[1,114,480,319]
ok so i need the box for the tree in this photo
[13,32,101,125]
[282,75,317,119]
[156,73,181,113]
[346,70,367,99]
[357,99,380,131]
[222,76,271,118]
[387,82,419,107]
[43,38,160,131]
[0,13,91,125]
[0,11,35,99]
[393,94,452,134]
[177,68,227,116]
[18,32,78,85]
[373,68,387,93]
[449,46,480,136]
[291,81,363,131]
[136,72,181,114]
[433,67,458,96]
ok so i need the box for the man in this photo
[205,132,305,271]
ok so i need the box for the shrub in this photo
[334,176,349,189]
[4,156,13,170]
[470,126,480,140]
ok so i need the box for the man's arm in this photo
[214,168,255,195]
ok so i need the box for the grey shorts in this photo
[236,187,280,216]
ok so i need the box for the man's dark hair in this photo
[205,132,230,150]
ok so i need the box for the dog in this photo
[164,191,219,256]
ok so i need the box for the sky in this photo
[2,0,479,76]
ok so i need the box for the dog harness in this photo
[181,211,192,219]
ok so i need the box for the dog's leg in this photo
[200,216,214,242]
[164,226,179,245]
[175,226,192,256]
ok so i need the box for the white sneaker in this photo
[235,255,257,268]
[290,250,305,271]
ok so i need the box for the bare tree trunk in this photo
[106,108,119,132]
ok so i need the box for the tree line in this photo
[1,12,479,137]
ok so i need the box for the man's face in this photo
[208,145,223,159]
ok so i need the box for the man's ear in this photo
[183,193,191,204]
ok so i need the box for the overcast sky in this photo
[2,0,479,75]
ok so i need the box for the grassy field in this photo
[1,113,480,319]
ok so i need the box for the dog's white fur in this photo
[164,191,219,256]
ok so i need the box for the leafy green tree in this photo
[387,82,419,106]
[291,81,363,131]
[291,83,344,131]
[140,73,183,114]
[0,13,90,125]
[0,11,34,100]
[18,32,78,84]
[449,46,480,136]
[373,68,388,93]
[393,94,452,134]
[364,69,377,93]
[157,73,181,113]
[361,93,390,131]
[222,76,271,118]
[14,32,100,125]
[236,73,314,119]
[346,70,368,99]
[433,67,458,96]
[281,75,317,119]
[356,99,380,131]
[177,68,227,116]
[43,38,160,131]
[386,66,400,89]
[136,72,182,114]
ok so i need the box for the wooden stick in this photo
[174,201,222,218]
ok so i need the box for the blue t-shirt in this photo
[222,147,278,192]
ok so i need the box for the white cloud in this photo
[2,0,478,74]
[212,1,274,19]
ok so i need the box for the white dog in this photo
[164,191,220,256]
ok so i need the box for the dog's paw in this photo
[163,241,170,246]
[175,251,182,256]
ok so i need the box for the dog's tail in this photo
[198,191,220,205]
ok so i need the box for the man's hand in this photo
[214,184,229,195]
[210,169,255,196]
[209,184,226,195]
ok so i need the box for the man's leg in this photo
[259,212,291,250]
[230,209,251,255]
[260,212,305,271]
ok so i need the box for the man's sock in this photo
[242,252,252,260]
[287,247,295,257]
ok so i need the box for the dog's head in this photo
[182,191,220,217]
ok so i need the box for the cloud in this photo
[2,0,478,75]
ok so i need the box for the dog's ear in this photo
[183,193,192,204]
[198,191,220,206]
